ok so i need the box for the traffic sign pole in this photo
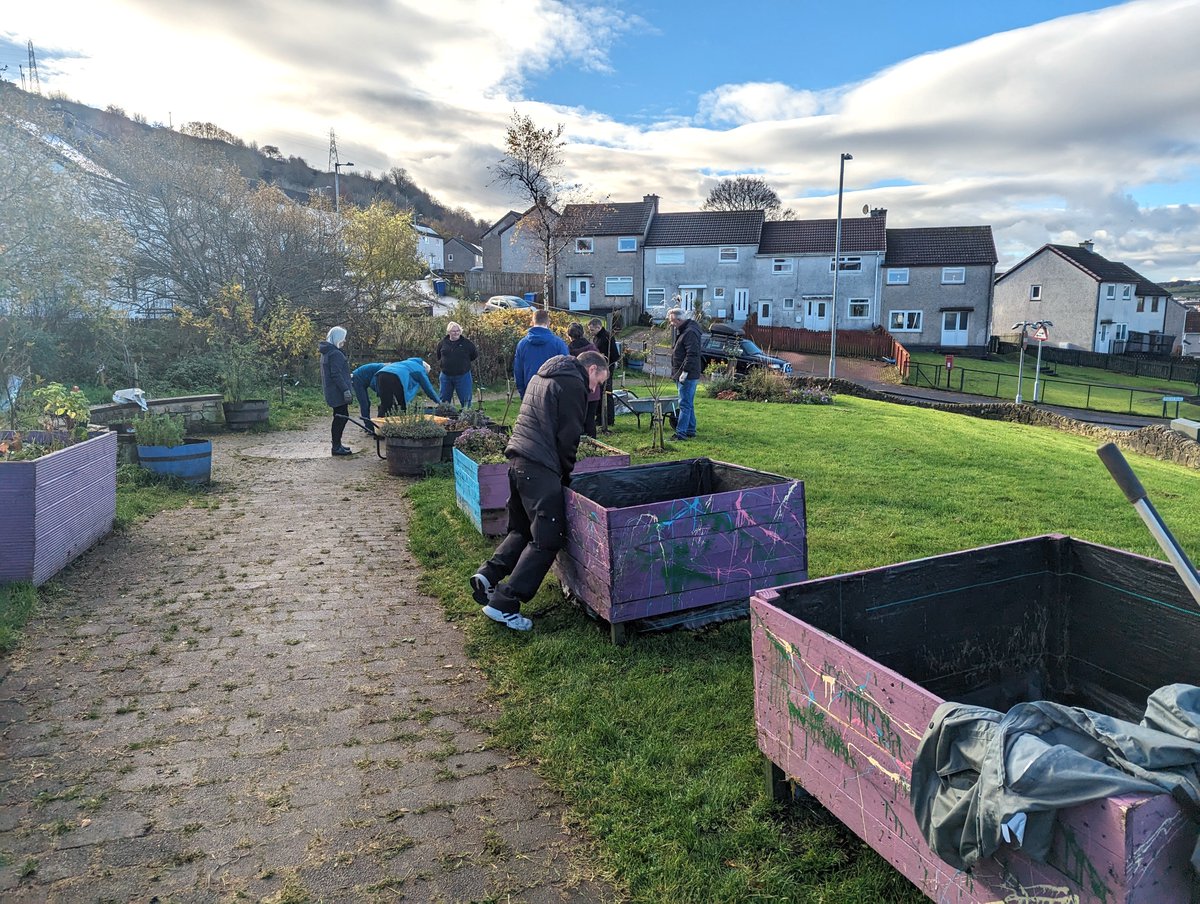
[1031,324,1050,403]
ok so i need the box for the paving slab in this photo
[0,419,618,903]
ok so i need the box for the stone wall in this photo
[89,394,224,431]
[794,377,1200,470]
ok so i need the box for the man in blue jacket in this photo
[512,309,568,397]
[375,358,441,416]
[351,362,386,420]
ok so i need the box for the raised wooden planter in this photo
[556,457,806,643]
[453,438,630,537]
[752,534,1200,904]
[0,431,118,586]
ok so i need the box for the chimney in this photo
[643,194,659,213]
[870,207,887,218]
[1079,239,1095,253]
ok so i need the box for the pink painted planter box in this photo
[453,440,631,537]
[1,431,118,586]
[752,534,1200,903]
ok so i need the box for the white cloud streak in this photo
[5,0,1200,278]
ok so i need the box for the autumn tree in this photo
[341,200,426,345]
[702,176,795,221]
[490,112,583,306]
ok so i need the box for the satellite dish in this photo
[862,204,870,215]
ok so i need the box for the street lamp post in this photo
[829,153,853,380]
[333,161,354,215]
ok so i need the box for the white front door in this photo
[680,289,697,315]
[806,299,829,331]
[758,300,773,326]
[733,289,750,321]
[1095,322,1111,353]
[941,311,969,346]
[569,278,589,311]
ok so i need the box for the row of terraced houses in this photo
[480,194,1185,356]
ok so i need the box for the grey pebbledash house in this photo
[882,225,998,351]
[992,241,1173,353]
[443,237,482,273]
[555,195,658,326]
[641,209,766,323]
[754,210,888,331]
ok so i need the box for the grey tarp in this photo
[911,683,1200,872]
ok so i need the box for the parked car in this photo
[700,323,793,375]
[483,295,534,312]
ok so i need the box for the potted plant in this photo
[377,414,446,477]
[624,347,647,371]
[451,428,630,537]
[133,412,212,485]
[439,406,494,462]
[1,382,118,586]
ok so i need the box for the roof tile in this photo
[759,216,887,255]
[645,210,765,246]
[884,227,997,266]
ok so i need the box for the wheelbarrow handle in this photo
[1096,442,1147,504]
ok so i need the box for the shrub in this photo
[376,414,446,439]
[133,412,187,447]
[453,427,508,463]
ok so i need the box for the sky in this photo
[3,0,1200,281]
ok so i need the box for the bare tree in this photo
[490,112,579,307]
[702,176,794,221]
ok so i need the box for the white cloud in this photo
[6,0,1200,279]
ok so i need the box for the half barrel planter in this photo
[556,457,807,644]
[137,438,212,485]
[454,439,631,537]
[0,430,118,586]
[752,534,1200,904]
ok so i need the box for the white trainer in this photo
[482,605,533,632]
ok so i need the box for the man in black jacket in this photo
[470,350,611,631]
[587,317,621,429]
[668,307,703,441]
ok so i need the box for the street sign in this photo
[1032,324,1050,341]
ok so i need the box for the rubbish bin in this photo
[523,292,537,304]
[433,279,447,297]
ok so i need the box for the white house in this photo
[414,224,444,271]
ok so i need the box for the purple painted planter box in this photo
[752,534,1200,904]
[453,439,631,536]
[1,431,118,586]
[556,458,807,630]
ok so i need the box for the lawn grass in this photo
[114,463,209,530]
[908,349,1200,419]
[406,392,1200,902]
[0,582,38,653]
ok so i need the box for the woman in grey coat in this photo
[319,326,354,456]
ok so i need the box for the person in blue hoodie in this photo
[351,361,386,421]
[319,326,354,456]
[512,309,569,398]
[375,357,441,416]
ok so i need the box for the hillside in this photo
[1163,279,1200,300]
[6,84,489,243]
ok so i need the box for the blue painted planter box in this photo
[453,439,631,537]
[137,439,212,485]
[0,431,118,586]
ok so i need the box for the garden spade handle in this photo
[1097,442,1200,606]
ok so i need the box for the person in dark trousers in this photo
[566,322,601,438]
[375,358,441,416]
[667,307,703,441]
[351,361,386,421]
[435,321,478,408]
[513,309,569,397]
[587,317,621,429]
[319,326,354,456]
[469,350,611,631]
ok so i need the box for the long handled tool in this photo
[334,412,378,437]
[1097,442,1200,607]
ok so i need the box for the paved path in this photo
[0,421,615,903]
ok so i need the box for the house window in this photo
[830,256,862,272]
[783,298,795,310]
[719,247,738,263]
[1152,298,1161,313]
[1114,323,1129,341]
[575,238,594,254]
[605,276,634,297]
[886,268,909,285]
[617,236,637,252]
[447,253,453,262]
[941,267,966,284]
[771,258,793,274]
[848,299,870,319]
[655,248,684,265]
[714,287,725,299]
[1030,285,1042,301]
[646,287,667,308]
[888,310,923,332]
[1122,285,1132,299]
[1137,298,1146,313]
[1106,285,1115,299]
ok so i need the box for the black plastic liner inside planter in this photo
[569,457,789,509]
